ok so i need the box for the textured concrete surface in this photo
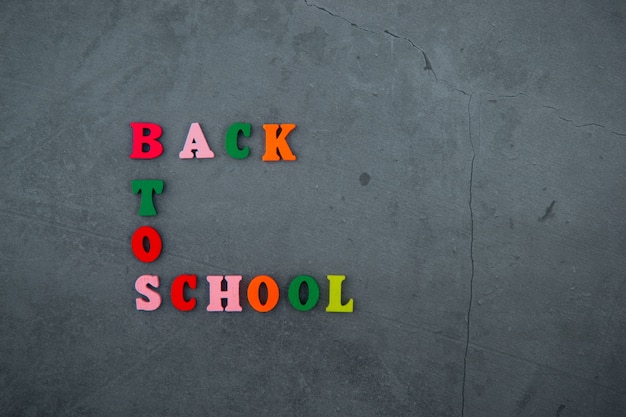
[1,1,624,416]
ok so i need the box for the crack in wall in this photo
[483,93,625,136]
[542,105,626,136]
[303,0,377,35]
[461,93,477,417]
[303,0,437,80]
[487,94,625,137]
[382,29,437,80]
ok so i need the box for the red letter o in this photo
[131,226,162,263]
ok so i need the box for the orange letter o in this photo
[247,275,280,312]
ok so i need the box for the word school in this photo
[135,274,354,313]
[130,121,354,313]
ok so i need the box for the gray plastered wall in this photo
[0,0,624,416]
